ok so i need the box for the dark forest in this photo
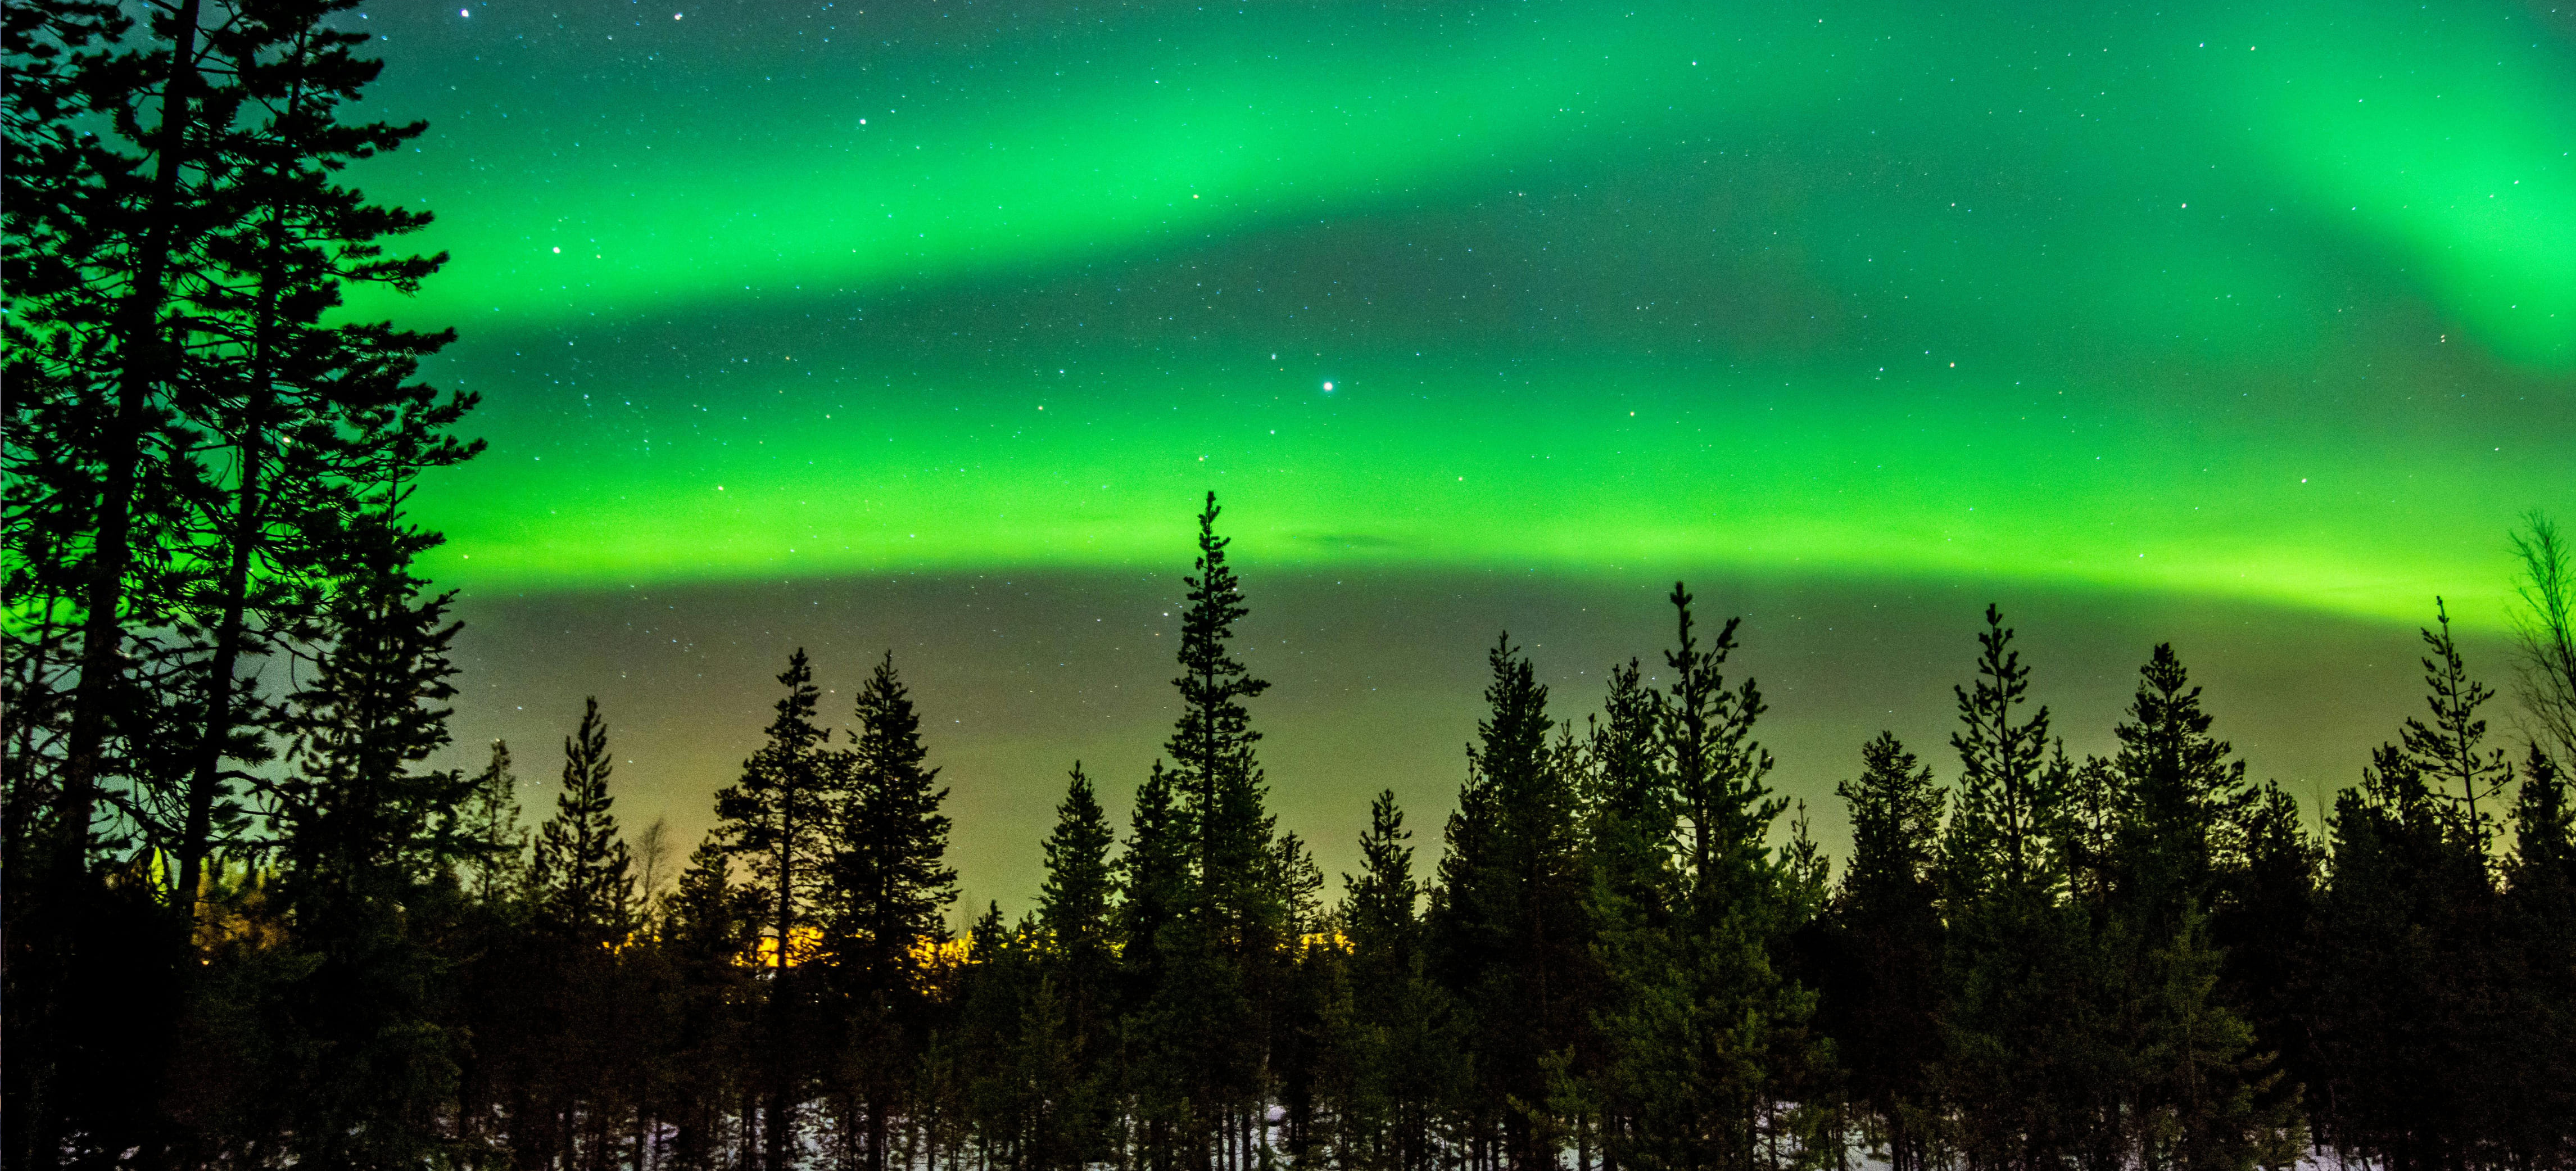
[6,2,2573,1169]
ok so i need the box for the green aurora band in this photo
[346,0,2573,625]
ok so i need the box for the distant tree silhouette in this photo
[1153,490,1280,1168]
[826,652,959,1171]
[715,648,841,1168]
[1589,585,1822,1171]
[2501,746,2576,1164]
[533,698,637,943]
[1825,732,1946,1171]
[2310,607,2512,1171]
[1035,763,1121,1165]
[1429,634,1588,1170]
[263,544,476,1169]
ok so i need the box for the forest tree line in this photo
[7,2,2576,1170]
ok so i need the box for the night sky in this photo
[343,0,2572,912]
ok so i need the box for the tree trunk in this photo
[54,0,205,884]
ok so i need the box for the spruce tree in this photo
[829,650,959,1171]
[2111,644,2254,920]
[1826,732,1946,1171]
[1429,634,1588,1170]
[712,648,841,1169]
[2500,747,2576,1161]
[1117,760,1194,1171]
[2132,906,2297,1171]
[2311,611,2512,1171]
[1040,763,1118,998]
[831,651,958,989]
[2100,646,2290,1167]
[1166,492,1273,908]
[1584,658,1671,903]
[2401,600,2514,852]
[524,697,650,1169]
[1342,790,1463,1171]
[1036,763,1120,1166]
[265,545,476,1169]
[456,739,527,908]
[1155,490,1275,1160]
[531,698,636,942]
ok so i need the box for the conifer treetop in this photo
[2403,599,2512,848]
[1166,490,1270,779]
[1949,604,2053,892]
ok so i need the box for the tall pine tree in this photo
[1825,732,1946,1171]
[827,651,959,1171]
[713,648,841,1169]
[1035,763,1120,1168]
[531,698,635,943]
[1429,634,1589,1170]
[1156,490,1276,1165]
[264,541,476,1169]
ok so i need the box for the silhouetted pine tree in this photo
[1576,658,1669,1163]
[2208,780,2318,1141]
[532,698,636,942]
[519,695,646,1168]
[1156,490,1276,1165]
[1825,732,1947,1171]
[659,836,762,1169]
[2111,645,2254,922]
[455,739,527,906]
[1271,830,1332,1165]
[1584,659,1671,919]
[1945,606,2055,900]
[1936,605,2111,1171]
[6,5,478,1157]
[445,736,537,1164]
[1035,763,1121,1166]
[2100,646,2295,1168]
[172,0,474,948]
[1594,585,1822,1171]
[1118,760,1194,1171]
[6,0,224,927]
[714,648,842,1168]
[827,651,959,1171]
[1334,791,1454,1170]
[2402,601,2515,852]
[2500,746,2576,1164]
[1429,634,1590,1170]
[2310,607,2511,1171]
[263,546,476,1169]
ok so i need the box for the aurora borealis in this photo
[345,0,2572,907]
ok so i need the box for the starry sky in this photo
[345,0,2573,911]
